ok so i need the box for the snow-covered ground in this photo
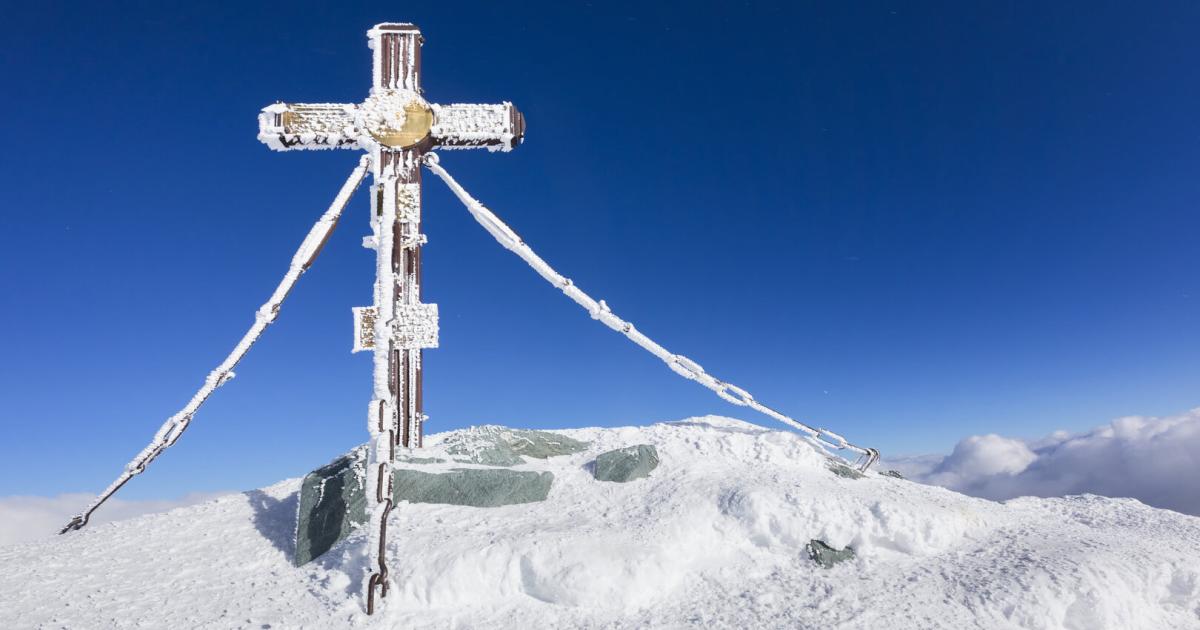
[3,417,1198,629]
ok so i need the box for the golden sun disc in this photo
[368,101,434,148]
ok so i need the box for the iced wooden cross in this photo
[256,23,524,613]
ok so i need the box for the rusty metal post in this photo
[364,24,425,615]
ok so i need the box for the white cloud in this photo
[0,491,233,547]
[886,407,1200,517]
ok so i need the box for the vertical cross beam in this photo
[364,23,426,614]
[368,149,424,448]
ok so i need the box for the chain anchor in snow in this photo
[365,496,393,614]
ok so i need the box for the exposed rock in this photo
[807,539,855,568]
[508,429,590,459]
[395,468,553,507]
[444,426,589,466]
[294,448,367,567]
[592,444,660,483]
[398,455,447,465]
[828,462,865,480]
[882,469,904,479]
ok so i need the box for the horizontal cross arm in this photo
[258,102,361,152]
[431,103,525,152]
[258,101,525,153]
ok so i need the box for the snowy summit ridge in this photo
[4,417,1199,629]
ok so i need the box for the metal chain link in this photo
[423,153,880,472]
[60,156,372,535]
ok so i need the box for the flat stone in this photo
[807,539,855,568]
[444,426,589,466]
[592,444,660,483]
[398,455,446,465]
[882,469,905,479]
[395,468,553,507]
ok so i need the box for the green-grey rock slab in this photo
[592,444,660,483]
[294,447,367,566]
[394,468,553,507]
[398,455,446,465]
[807,539,855,568]
[828,462,865,480]
[443,426,589,466]
[507,429,590,459]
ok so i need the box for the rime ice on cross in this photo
[256,23,524,614]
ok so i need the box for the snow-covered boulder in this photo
[591,444,660,482]
[443,425,589,466]
[828,461,866,479]
[807,539,855,568]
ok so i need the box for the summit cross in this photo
[257,22,524,614]
[60,19,880,618]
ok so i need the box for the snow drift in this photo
[2,417,1198,629]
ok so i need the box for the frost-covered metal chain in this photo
[423,153,879,471]
[60,156,371,535]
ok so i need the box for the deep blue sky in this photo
[1,2,1197,499]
